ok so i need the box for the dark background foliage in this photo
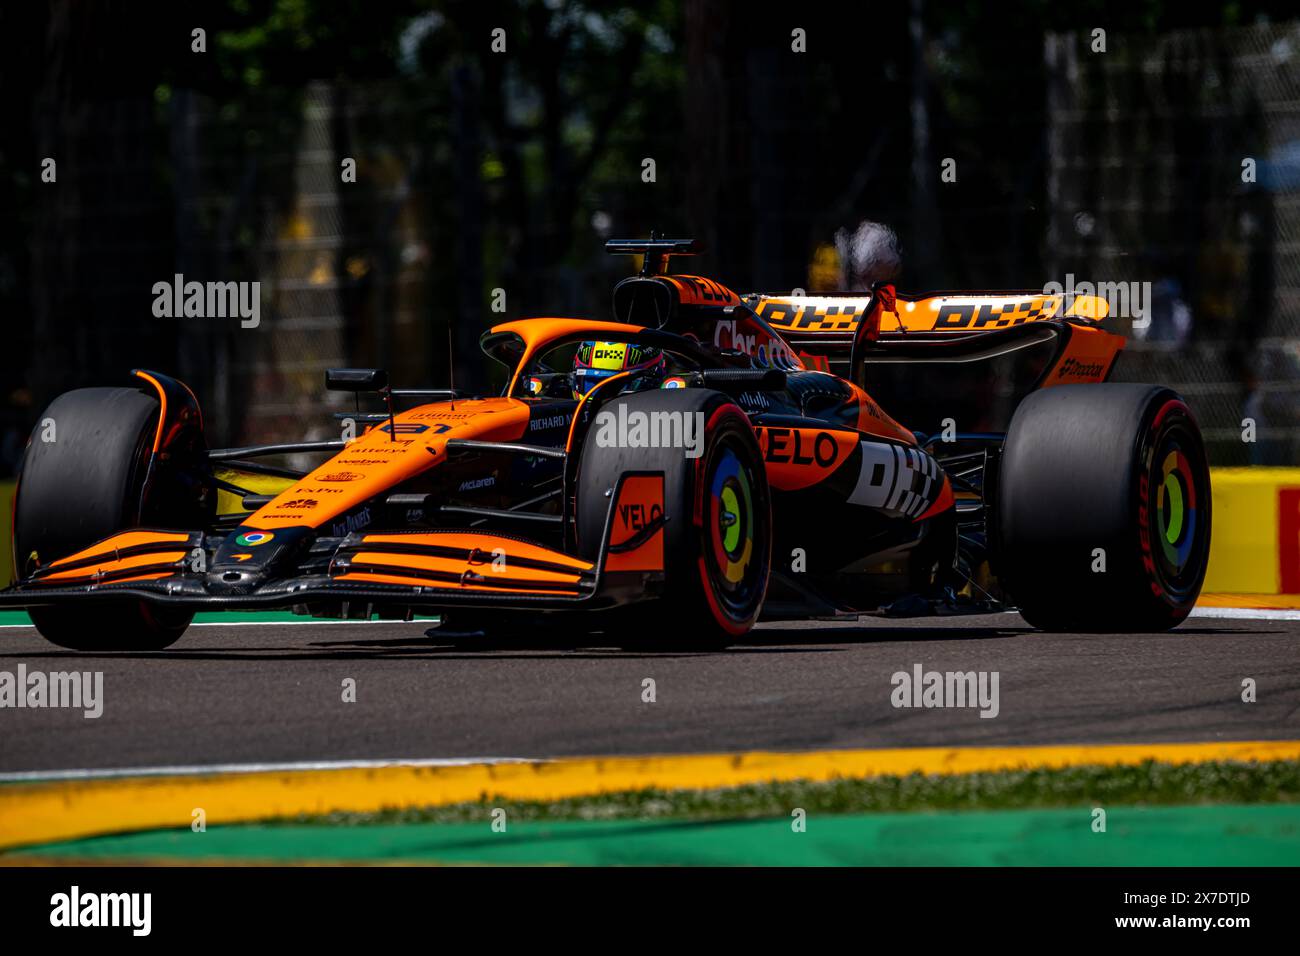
[0,0,1295,465]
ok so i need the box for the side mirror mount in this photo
[327,368,396,441]
[326,368,389,392]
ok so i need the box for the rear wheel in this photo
[576,388,771,649]
[14,386,193,651]
[996,383,1211,632]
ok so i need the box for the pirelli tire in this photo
[576,387,772,649]
[996,383,1211,632]
[13,386,194,651]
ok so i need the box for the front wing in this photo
[0,476,668,615]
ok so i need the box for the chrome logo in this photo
[234,531,275,547]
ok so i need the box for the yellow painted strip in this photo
[1204,467,1300,594]
[1199,593,1300,610]
[2,740,1299,852]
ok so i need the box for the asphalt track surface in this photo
[2,614,1298,775]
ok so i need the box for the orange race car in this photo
[2,238,1211,650]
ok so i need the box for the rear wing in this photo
[747,284,1122,390]
[751,285,1110,343]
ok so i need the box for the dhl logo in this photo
[755,293,1073,335]
[756,300,863,333]
[932,299,1057,330]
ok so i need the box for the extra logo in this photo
[275,498,318,510]
[331,508,372,537]
[410,409,496,421]
[666,275,738,305]
[318,472,364,482]
[234,531,274,547]
[339,445,405,457]
[379,422,434,436]
[860,398,886,422]
[530,413,569,431]
[1055,357,1108,380]
[755,427,842,467]
[713,318,799,370]
[618,500,662,533]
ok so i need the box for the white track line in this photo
[1189,607,1300,621]
[0,756,537,784]
[0,617,436,629]
[3,608,1296,631]
[188,618,437,627]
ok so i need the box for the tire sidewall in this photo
[687,402,771,636]
[997,383,1212,631]
[14,386,194,650]
[1135,396,1211,617]
[576,388,771,643]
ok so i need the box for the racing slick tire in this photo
[576,388,771,650]
[14,386,194,651]
[996,383,1211,632]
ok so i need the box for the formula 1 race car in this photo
[2,238,1211,650]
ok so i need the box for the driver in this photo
[571,341,666,398]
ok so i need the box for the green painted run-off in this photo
[14,804,1300,866]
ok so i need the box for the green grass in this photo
[289,758,1300,828]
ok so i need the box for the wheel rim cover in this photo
[708,445,754,592]
[1155,445,1197,575]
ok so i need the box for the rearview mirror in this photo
[326,368,389,392]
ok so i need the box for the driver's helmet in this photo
[571,340,665,397]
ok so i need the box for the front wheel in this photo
[14,386,194,650]
[576,388,772,649]
[996,383,1211,632]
